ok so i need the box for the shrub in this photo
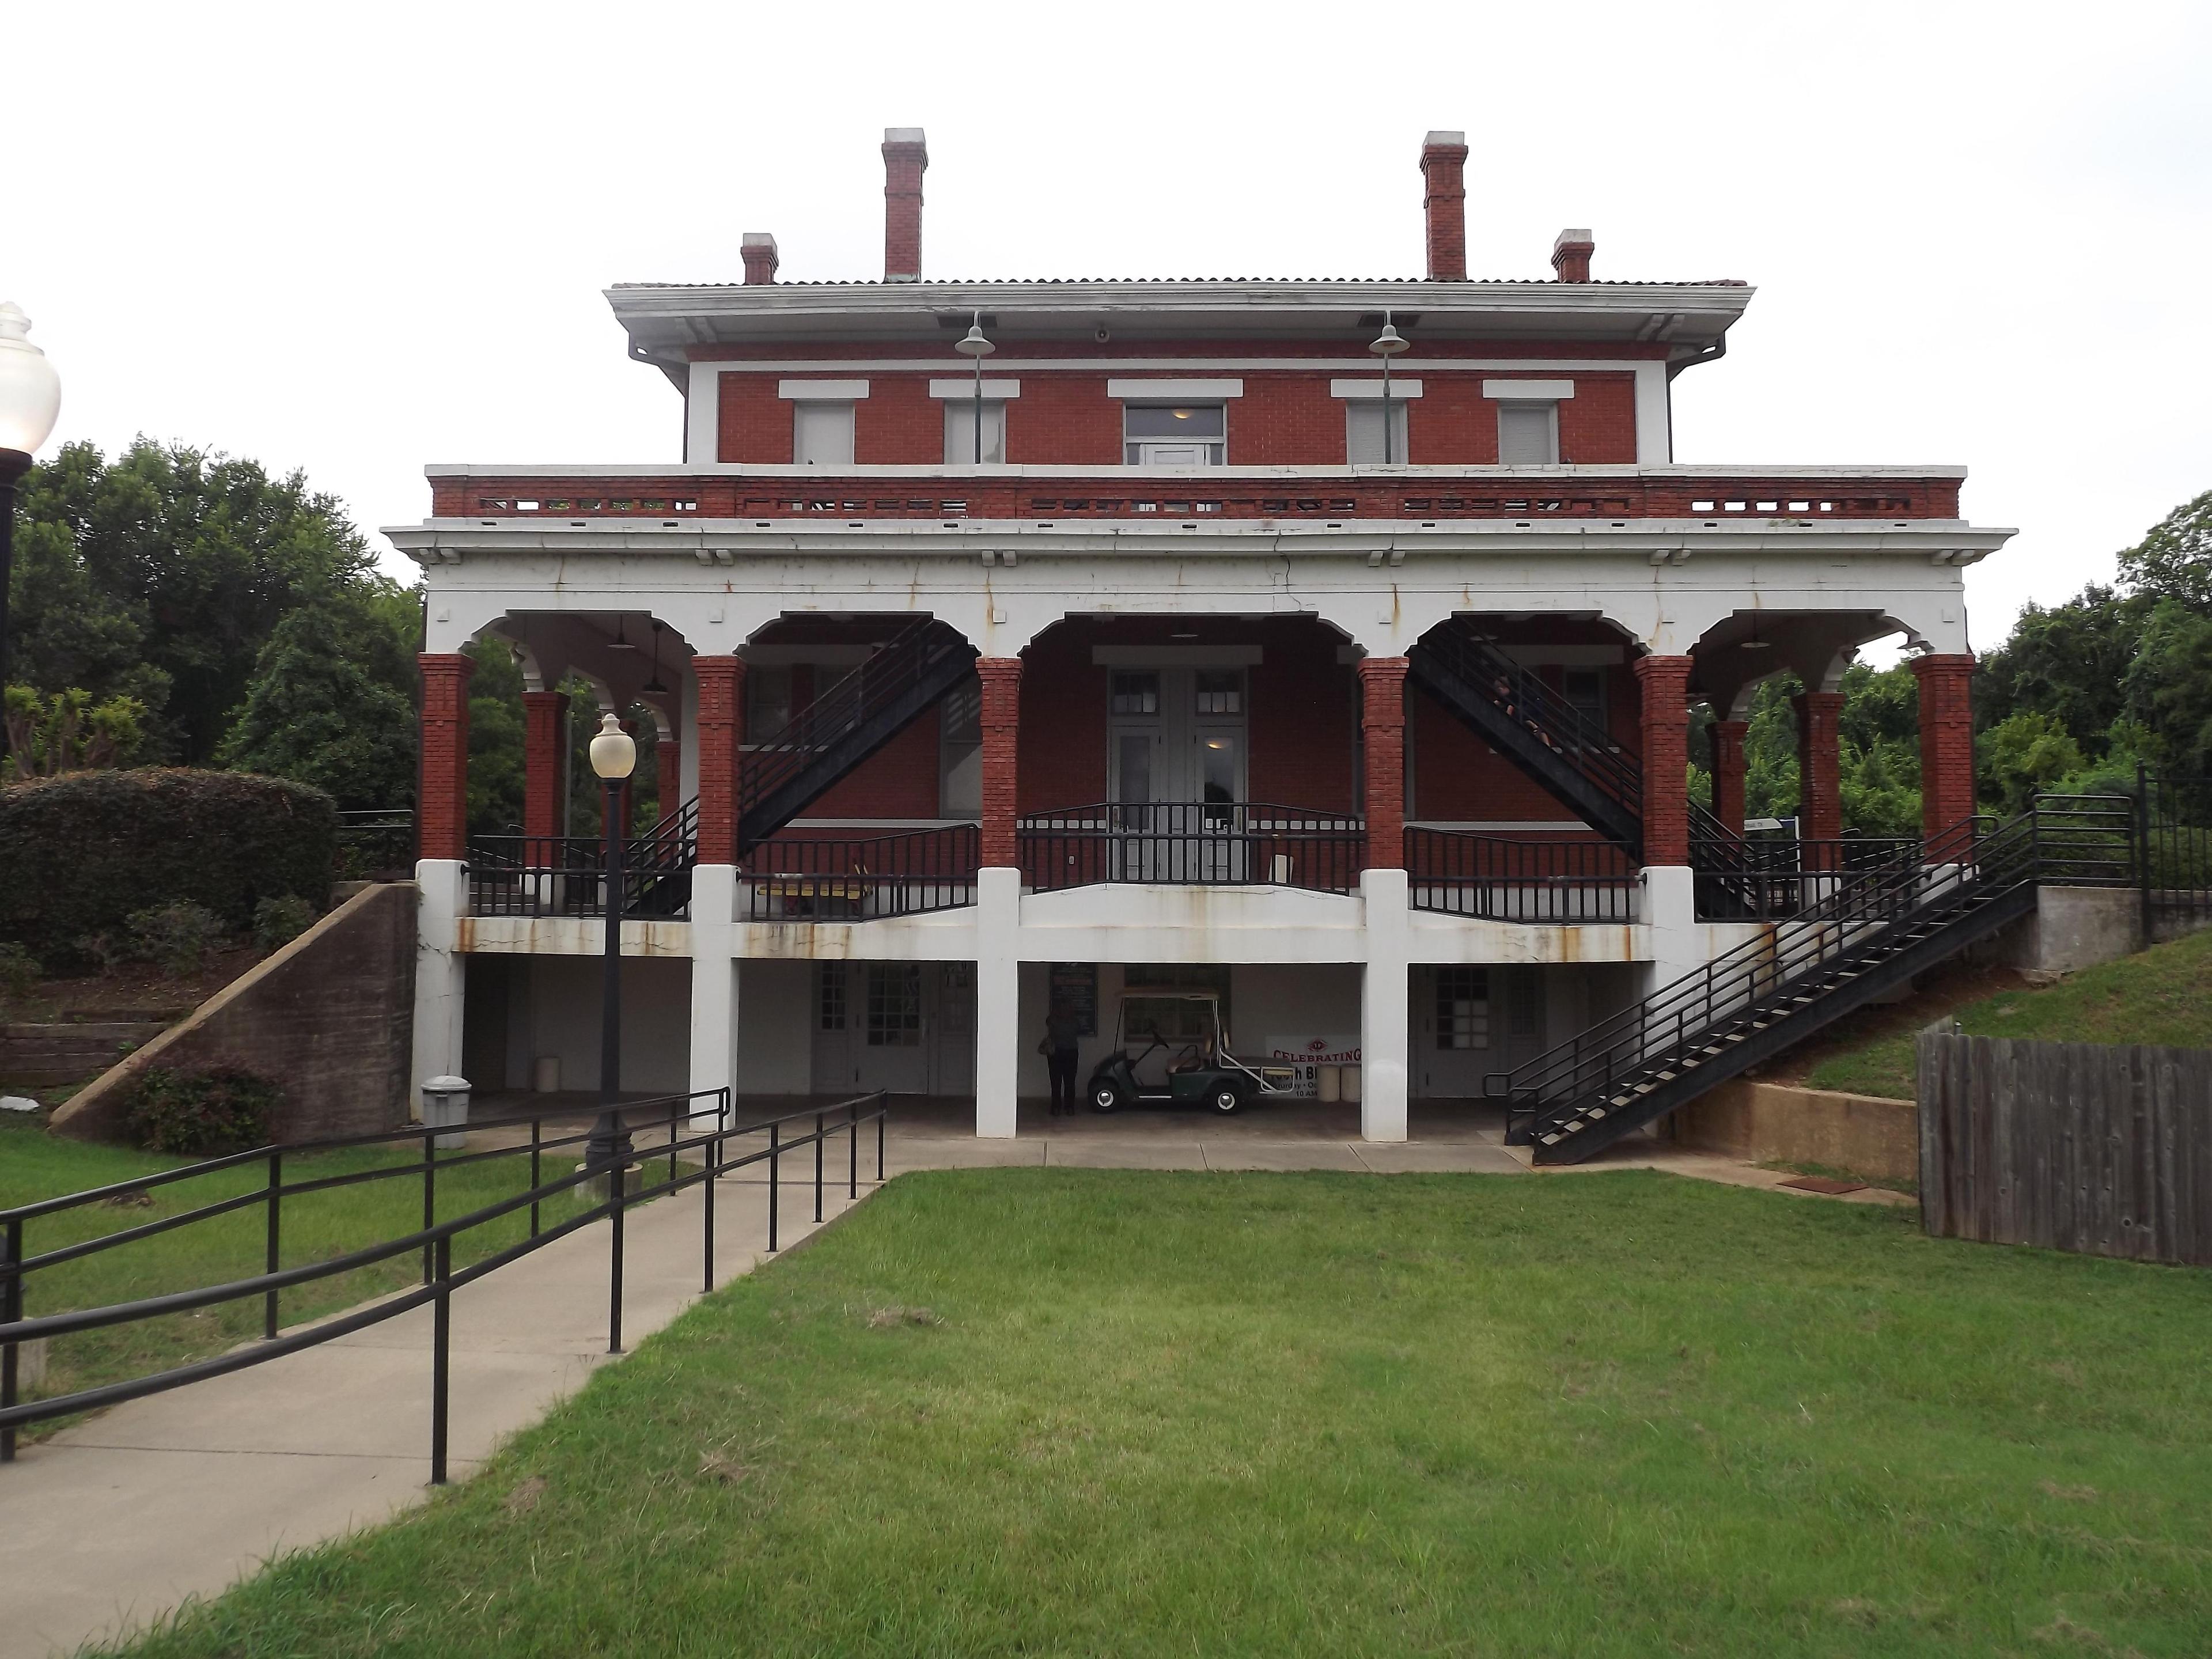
[252,895,319,954]
[0,769,336,971]
[0,941,39,1001]
[127,1065,281,1156]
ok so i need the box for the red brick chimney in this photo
[1551,228,1595,283]
[1419,130,1469,282]
[741,232,779,285]
[882,127,928,283]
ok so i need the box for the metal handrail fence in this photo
[469,797,699,918]
[1689,834,1926,921]
[745,824,979,919]
[1405,829,1637,922]
[2141,767,2212,926]
[1,1090,889,1480]
[1018,802,1366,893]
[1494,795,2135,1142]
[335,808,416,878]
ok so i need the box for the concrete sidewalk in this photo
[0,1162,865,1659]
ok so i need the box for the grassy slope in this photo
[1806,925,2212,1099]
[1,1119,546,1440]
[111,1170,2212,1659]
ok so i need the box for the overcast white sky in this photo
[7,1,2207,651]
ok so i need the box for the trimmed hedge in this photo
[0,769,337,969]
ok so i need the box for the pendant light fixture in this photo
[641,620,669,695]
[608,615,639,652]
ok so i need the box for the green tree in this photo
[1975,585,2150,756]
[2,687,148,779]
[10,438,386,762]
[465,639,528,836]
[217,602,418,809]
[2116,488,2212,613]
[2124,601,2212,777]
[1977,711,2086,816]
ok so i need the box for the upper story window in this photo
[781,379,867,467]
[1484,378,1573,466]
[794,402,855,467]
[1497,402,1559,465]
[1124,404,1226,467]
[942,400,1006,465]
[1346,401,1410,465]
[930,377,1018,465]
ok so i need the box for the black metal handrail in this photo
[468,797,698,918]
[1414,627,1643,819]
[738,620,975,835]
[1406,828,1637,922]
[1,1090,890,1479]
[335,807,416,877]
[1018,802,1366,893]
[1689,832,1925,921]
[1499,795,2136,1141]
[745,824,980,919]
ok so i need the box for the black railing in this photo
[1406,829,1638,922]
[468,798,698,918]
[0,1091,889,1478]
[1019,802,1366,893]
[745,825,980,919]
[1499,795,2135,1146]
[1690,833,1925,920]
[2141,767,2212,925]
[335,808,415,878]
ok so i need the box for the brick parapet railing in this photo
[426,469,1965,524]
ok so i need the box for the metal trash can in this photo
[421,1075,471,1151]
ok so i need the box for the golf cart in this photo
[1085,990,1298,1115]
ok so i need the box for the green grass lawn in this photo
[104,1169,2212,1658]
[1806,924,2212,1099]
[1,1116,554,1440]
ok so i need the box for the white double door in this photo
[1108,666,1248,881]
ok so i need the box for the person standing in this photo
[1041,998,1083,1117]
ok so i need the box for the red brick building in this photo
[394,128,2007,1151]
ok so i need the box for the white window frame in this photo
[792,402,855,467]
[941,399,1008,465]
[1122,403,1228,467]
[1344,400,1410,465]
[1496,401,1560,465]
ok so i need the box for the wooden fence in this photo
[1917,1030,2212,1265]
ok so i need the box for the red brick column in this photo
[1792,691,1846,862]
[521,690,568,858]
[1358,657,1410,870]
[978,657,1023,869]
[1710,718,1749,836]
[417,653,476,862]
[693,657,745,865]
[1634,655,1695,867]
[1912,653,1977,842]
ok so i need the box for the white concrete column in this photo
[1360,866,1410,1142]
[974,866,1022,1138]
[1641,865,1702,994]
[409,860,469,1099]
[687,864,740,1127]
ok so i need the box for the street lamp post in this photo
[0,302,64,717]
[588,711,638,1173]
[1368,312,1408,466]
[956,312,995,464]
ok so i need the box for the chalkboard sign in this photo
[1048,963,1097,1037]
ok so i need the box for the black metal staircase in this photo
[1406,625,1775,914]
[1406,627,1645,856]
[737,619,977,857]
[1497,795,2137,1162]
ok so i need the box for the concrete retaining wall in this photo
[1672,1078,1918,1183]
[50,884,417,1145]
